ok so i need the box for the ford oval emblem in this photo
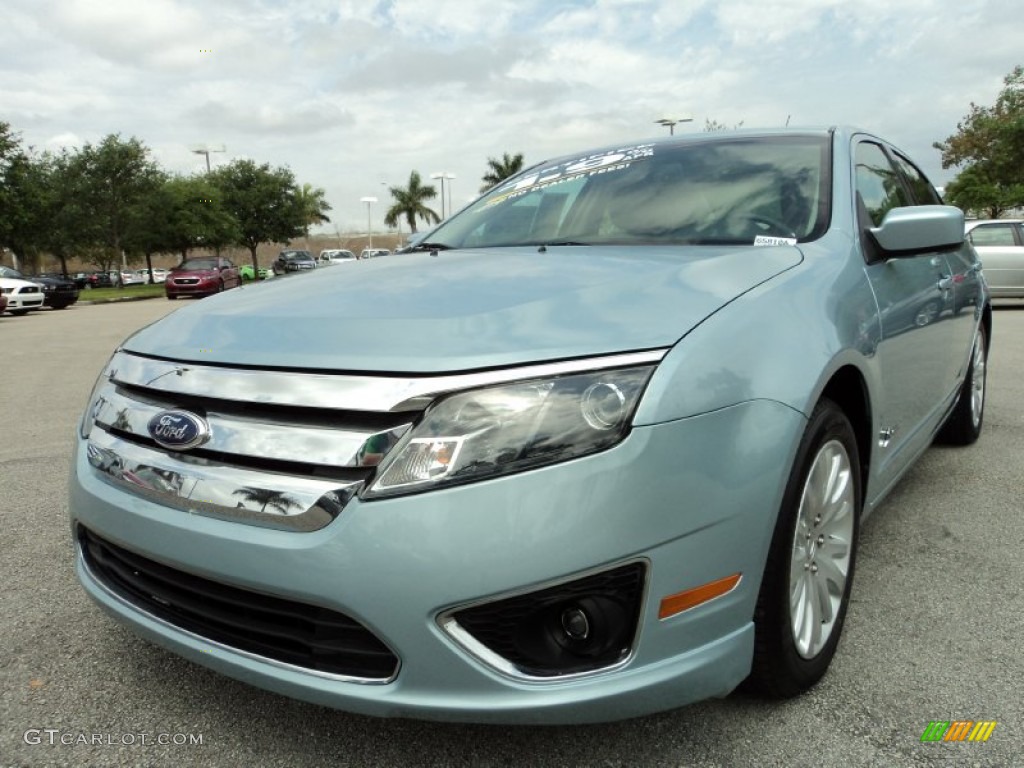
[147,410,211,451]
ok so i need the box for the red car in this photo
[165,257,242,300]
[0,292,8,314]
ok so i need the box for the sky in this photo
[1,0,1019,233]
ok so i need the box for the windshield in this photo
[430,136,830,249]
[178,259,218,271]
[0,266,25,279]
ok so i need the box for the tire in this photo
[167,295,177,301]
[746,398,861,698]
[10,309,29,316]
[914,299,941,327]
[936,326,987,446]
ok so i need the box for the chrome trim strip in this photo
[86,430,358,532]
[77,548,398,684]
[107,349,667,412]
[92,384,410,468]
[435,558,649,684]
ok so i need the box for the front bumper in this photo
[5,293,44,310]
[69,399,804,723]
[166,280,218,297]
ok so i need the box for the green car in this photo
[238,264,270,280]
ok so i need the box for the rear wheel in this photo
[747,398,861,698]
[936,326,986,446]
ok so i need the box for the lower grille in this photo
[79,526,398,680]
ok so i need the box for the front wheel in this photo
[746,398,861,698]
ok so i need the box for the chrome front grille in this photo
[84,351,419,531]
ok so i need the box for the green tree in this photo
[295,182,332,238]
[0,122,38,268]
[934,65,1024,216]
[72,134,163,278]
[384,171,440,233]
[126,175,240,273]
[210,159,305,274]
[479,152,525,193]
[943,164,1020,219]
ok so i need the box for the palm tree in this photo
[295,182,332,238]
[479,152,525,193]
[384,171,440,233]
[231,487,301,515]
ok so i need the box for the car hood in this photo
[0,277,42,290]
[124,246,802,373]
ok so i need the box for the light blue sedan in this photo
[69,127,989,723]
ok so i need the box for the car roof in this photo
[966,219,1023,228]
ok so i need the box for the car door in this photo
[856,140,958,487]
[967,221,1024,297]
[219,259,240,287]
[892,151,984,388]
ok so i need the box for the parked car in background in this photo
[79,271,114,289]
[965,219,1024,298]
[0,266,45,315]
[318,249,357,265]
[134,268,168,284]
[118,270,145,286]
[165,257,242,299]
[359,248,391,259]
[69,127,989,724]
[272,249,316,275]
[394,232,428,254]
[238,264,271,281]
[29,272,80,309]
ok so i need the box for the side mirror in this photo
[869,205,964,255]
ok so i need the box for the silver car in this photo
[965,219,1024,297]
[69,127,989,724]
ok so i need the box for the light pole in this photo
[431,172,455,218]
[360,196,378,251]
[190,143,226,172]
[654,118,693,136]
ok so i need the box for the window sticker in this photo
[481,143,656,209]
[754,235,798,247]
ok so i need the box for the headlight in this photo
[79,357,116,439]
[364,366,655,498]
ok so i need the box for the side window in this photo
[855,142,910,226]
[892,153,942,205]
[967,224,1017,247]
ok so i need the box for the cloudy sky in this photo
[1,0,1019,232]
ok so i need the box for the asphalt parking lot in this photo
[2,299,1022,768]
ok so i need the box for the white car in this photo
[359,248,391,259]
[119,271,146,286]
[965,219,1024,298]
[318,249,357,266]
[0,267,45,315]
[134,268,168,284]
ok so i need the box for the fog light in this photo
[450,563,646,677]
[560,606,591,640]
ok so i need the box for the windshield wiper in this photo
[410,242,452,252]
